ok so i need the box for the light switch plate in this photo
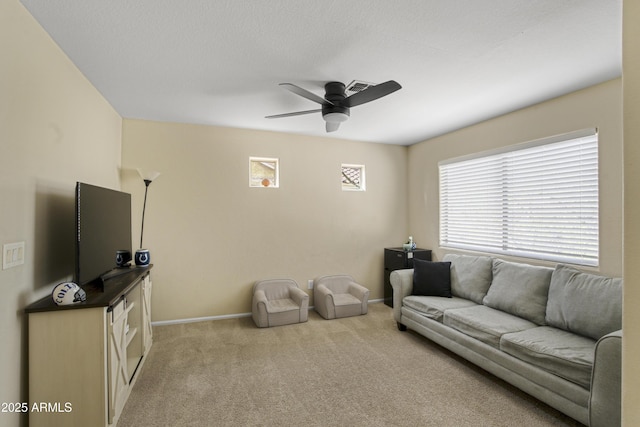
[3,242,25,270]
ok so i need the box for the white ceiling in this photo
[20,0,621,146]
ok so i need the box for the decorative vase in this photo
[135,249,150,266]
[115,250,132,267]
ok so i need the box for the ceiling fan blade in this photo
[343,80,402,107]
[326,121,340,132]
[265,109,322,119]
[280,83,334,106]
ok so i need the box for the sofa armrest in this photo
[589,329,622,427]
[389,269,414,323]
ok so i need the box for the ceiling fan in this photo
[266,80,402,132]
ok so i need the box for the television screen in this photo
[75,182,132,285]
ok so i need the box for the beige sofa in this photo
[390,254,622,426]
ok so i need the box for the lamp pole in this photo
[140,179,152,249]
[136,169,160,249]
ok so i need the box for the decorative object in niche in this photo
[250,157,279,188]
[341,164,365,191]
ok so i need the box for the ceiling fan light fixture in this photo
[323,112,349,123]
[267,80,400,133]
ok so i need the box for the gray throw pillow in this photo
[482,259,553,325]
[545,264,622,340]
[545,263,576,330]
[443,254,493,304]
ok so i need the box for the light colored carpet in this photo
[118,303,582,427]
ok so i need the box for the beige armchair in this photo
[252,279,309,328]
[313,275,369,319]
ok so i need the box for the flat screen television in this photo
[75,182,132,285]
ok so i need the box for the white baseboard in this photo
[151,312,251,326]
[151,298,384,326]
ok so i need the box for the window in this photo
[341,164,366,191]
[249,157,279,188]
[439,129,598,266]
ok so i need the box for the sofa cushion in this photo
[545,264,622,340]
[443,305,537,348]
[482,259,553,325]
[412,259,452,297]
[403,295,477,322]
[501,326,596,389]
[442,254,493,304]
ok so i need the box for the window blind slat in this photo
[439,132,598,266]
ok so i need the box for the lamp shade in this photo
[137,169,161,183]
[323,112,349,123]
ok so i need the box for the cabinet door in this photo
[384,249,408,270]
[29,308,108,427]
[107,298,131,424]
[142,274,153,354]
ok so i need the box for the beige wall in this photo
[623,1,640,424]
[121,120,408,321]
[407,79,623,277]
[0,1,122,425]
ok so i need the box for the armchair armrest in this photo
[288,286,309,322]
[347,281,369,301]
[315,284,335,319]
[289,286,309,308]
[253,289,268,306]
[252,289,269,327]
[390,269,414,322]
[347,281,370,314]
[315,284,332,298]
[589,329,622,427]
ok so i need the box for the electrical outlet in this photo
[3,241,25,270]
[308,279,314,290]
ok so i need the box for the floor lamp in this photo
[136,169,160,266]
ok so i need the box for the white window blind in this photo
[439,130,599,266]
